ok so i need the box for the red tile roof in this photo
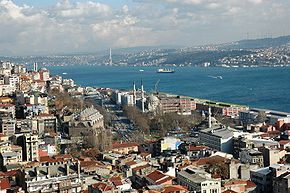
[146,170,167,183]
[0,170,17,177]
[20,75,31,80]
[193,155,232,166]
[163,185,188,193]
[0,103,14,107]
[125,161,137,166]
[132,164,149,171]
[188,145,209,151]
[39,154,72,163]
[0,178,10,190]
[39,149,49,157]
[112,180,123,186]
[245,180,256,189]
[156,176,174,185]
[140,152,151,157]
[92,182,114,191]
[222,190,238,193]
[112,142,138,149]
[109,176,122,182]
[80,161,99,167]
[279,140,290,145]
[267,130,280,134]
[148,190,159,193]
[224,179,247,186]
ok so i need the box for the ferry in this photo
[157,68,175,73]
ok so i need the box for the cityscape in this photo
[1,0,290,193]
[3,35,290,68]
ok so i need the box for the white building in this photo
[8,74,19,89]
[177,166,221,193]
[62,79,75,87]
[121,94,134,106]
[199,125,234,154]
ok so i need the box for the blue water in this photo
[48,66,290,112]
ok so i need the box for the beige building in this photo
[0,118,16,137]
[111,142,139,154]
[20,155,82,193]
[239,148,264,167]
[258,146,286,166]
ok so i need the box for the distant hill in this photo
[224,35,290,49]
[110,45,184,54]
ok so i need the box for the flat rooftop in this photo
[200,126,234,139]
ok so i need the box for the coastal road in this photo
[103,101,134,142]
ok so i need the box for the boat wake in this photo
[208,75,223,80]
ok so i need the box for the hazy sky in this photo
[0,0,289,56]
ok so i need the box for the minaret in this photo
[77,160,81,182]
[141,79,145,113]
[109,48,113,65]
[133,81,136,105]
[208,106,212,128]
[33,62,38,72]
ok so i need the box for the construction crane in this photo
[154,79,160,93]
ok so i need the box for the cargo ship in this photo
[157,68,175,73]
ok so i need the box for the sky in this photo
[0,0,289,56]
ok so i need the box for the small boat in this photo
[62,72,67,75]
[157,68,175,73]
[139,69,144,72]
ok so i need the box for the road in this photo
[103,101,135,142]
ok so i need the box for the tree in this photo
[123,106,150,131]
[149,112,199,137]
[255,111,267,124]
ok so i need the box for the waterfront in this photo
[48,66,290,112]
